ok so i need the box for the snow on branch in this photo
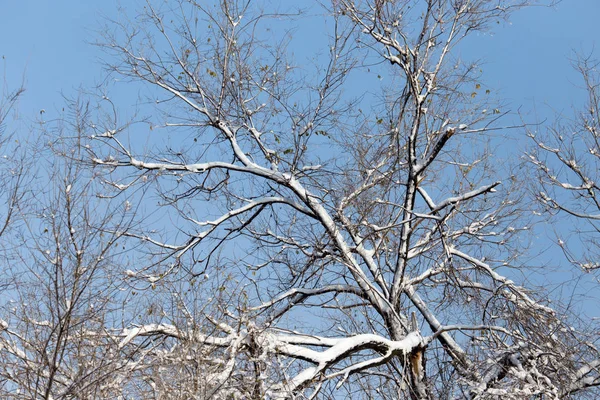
[111,321,428,398]
[450,248,554,314]
[268,331,425,396]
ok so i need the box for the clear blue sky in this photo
[2,1,118,116]
[470,1,600,113]
[1,1,600,312]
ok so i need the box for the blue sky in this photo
[2,1,117,115]
[1,1,600,312]
[470,2,600,113]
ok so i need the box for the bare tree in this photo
[0,69,25,239]
[3,1,600,399]
[0,98,141,399]
[529,55,600,273]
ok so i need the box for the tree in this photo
[0,72,25,240]
[0,97,144,399]
[529,56,600,273]
[2,0,600,399]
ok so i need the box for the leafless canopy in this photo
[529,55,600,273]
[1,1,600,399]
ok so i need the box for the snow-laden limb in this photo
[117,322,235,349]
[426,182,500,214]
[118,323,181,349]
[263,331,425,398]
[449,248,555,314]
[107,319,429,399]
[563,360,600,395]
